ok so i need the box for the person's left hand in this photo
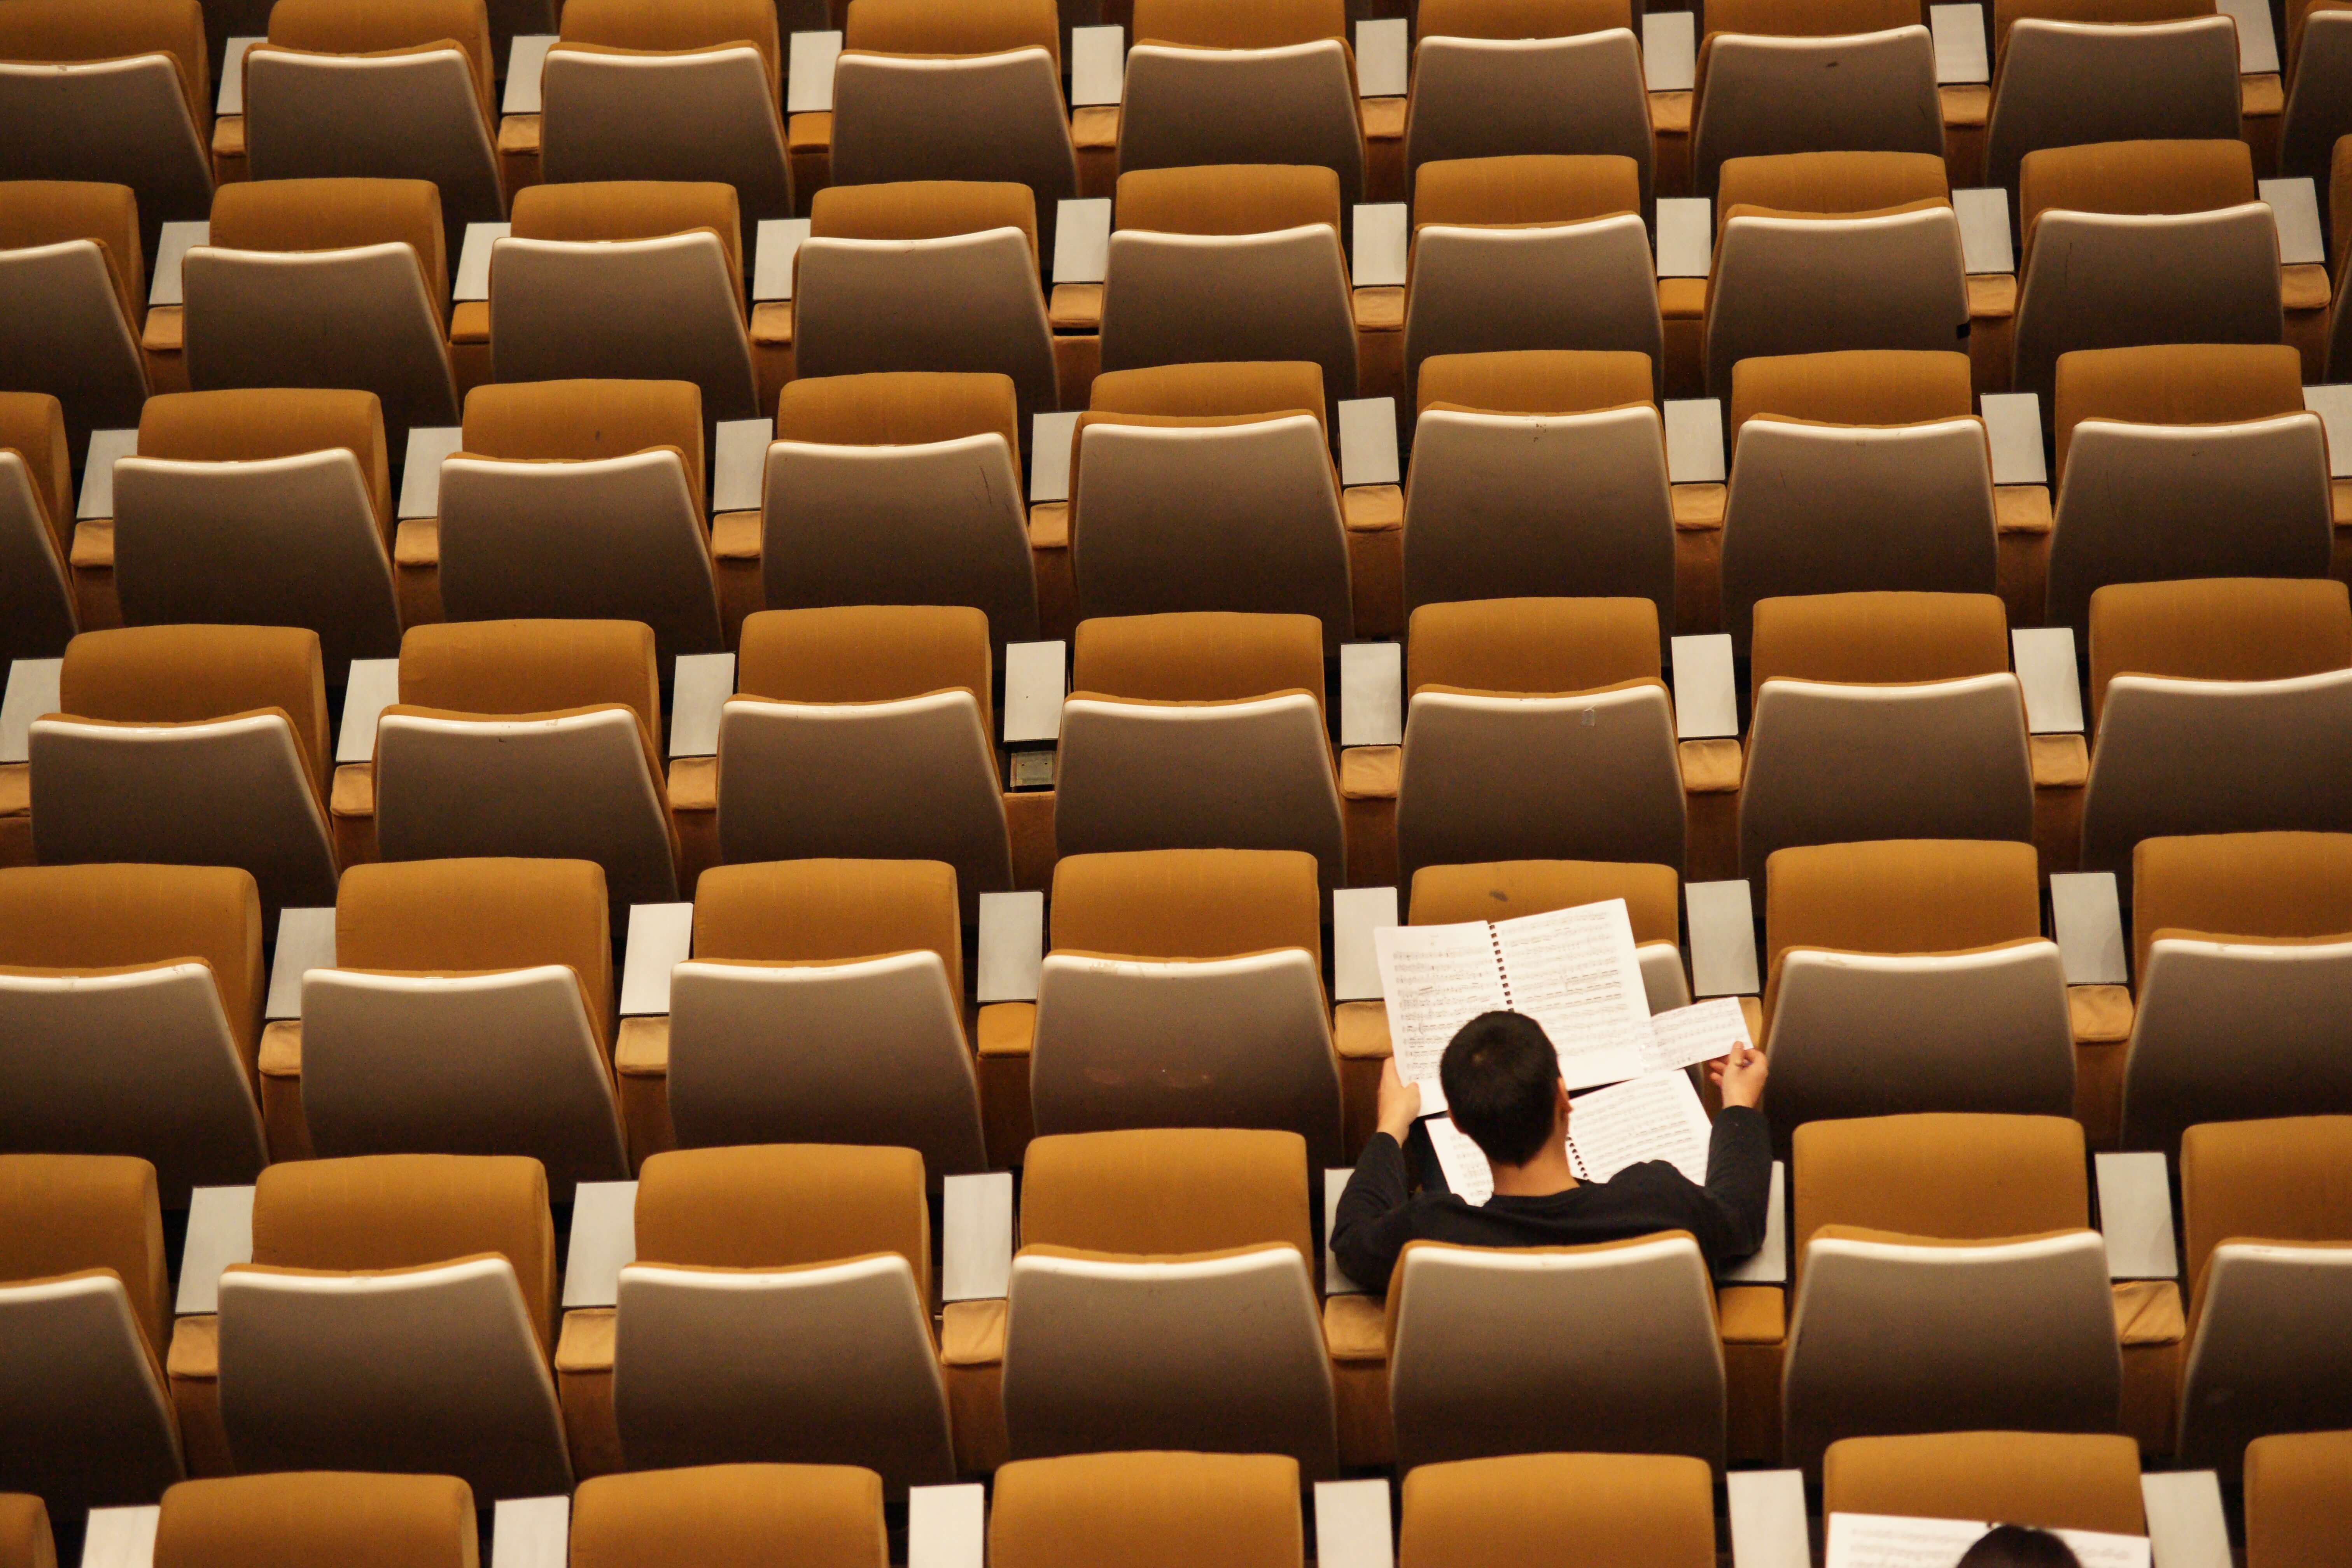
[1377,1055,1423,1141]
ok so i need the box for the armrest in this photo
[1069,24,1125,107]
[977,891,1046,1003]
[2307,385,2352,480]
[398,427,464,521]
[976,1002,1035,1059]
[150,222,210,310]
[1685,880,1760,998]
[787,31,842,113]
[1718,1163,1787,1285]
[1643,11,1696,90]
[2096,1151,2179,1281]
[490,1496,571,1568]
[2263,177,2327,266]
[1338,397,1400,488]
[502,35,557,114]
[2049,871,2128,986]
[79,429,137,523]
[335,658,400,765]
[1351,205,1407,289]
[1029,413,1080,504]
[2010,628,2084,736]
[1930,3,1990,82]
[942,1171,1015,1303]
[2140,1472,2231,1568]
[266,907,337,1021]
[1052,199,1112,287]
[1671,633,1738,741]
[908,1484,987,1568]
[619,903,694,1018]
[1656,200,1711,280]
[1354,19,1409,98]
[173,1185,255,1316]
[1726,1471,1810,1568]
[1980,392,2047,486]
[0,657,61,765]
[561,1180,639,1309]
[1339,642,1401,748]
[2222,0,2282,73]
[1002,642,1065,746]
[1324,1166,1367,1296]
[1953,187,2013,274]
[711,418,771,515]
[81,1505,161,1568]
[753,218,810,304]
[1313,1480,1393,1568]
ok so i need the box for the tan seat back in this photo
[810,177,1037,258]
[2087,578,2352,730]
[154,1473,477,1568]
[1765,839,2041,979]
[1749,590,2009,696]
[1407,597,1659,696]
[776,370,1020,466]
[2132,830,2352,980]
[2053,342,2305,478]
[0,389,79,665]
[509,179,745,298]
[2245,1429,2352,1568]
[1415,348,1652,415]
[1022,1127,1312,1262]
[60,623,331,793]
[1418,0,1635,34]
[0,1153,168,1350]
[1410,859,1679,941]
[558,0,781,91]
[1792,1112,2087,1270]
[635,1143,931,1298]
[1051,848,1322,967]
[208,175,448,320]
[846,0,1060,63]
[1413,153,1642,226]
[989,1452,1303,1568]
[399,617,660,743]
[1821,1431,2148,1535]
[0,180,145,330]
[695,858,962,990]
[462,378,705,502]
[1729,348,1972,445]
[140,387,390,532]
[2180,1115,2352,1314]
[0,0,209,128]
[735,604,994,733]
[1398,1452,1714,1568]
[1071,610,1326,710]
[569,1464,887,1568]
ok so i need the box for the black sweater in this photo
[1330,1105,1774,1296]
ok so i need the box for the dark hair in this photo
[1956,1526,2083,1568]
[1438,1011,1562,1167]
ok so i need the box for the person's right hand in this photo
[1377,1055,1424,1142]
[1710,1041,1768,1110]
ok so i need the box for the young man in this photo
[1331,1010,1772,1294]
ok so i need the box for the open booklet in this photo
[1423,1070,1715,1206]
[1825,1514,2149,1568]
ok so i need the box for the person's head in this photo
[1955,1525,2083,1568]
[1438,1011,1568,1168]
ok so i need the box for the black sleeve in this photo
[1689,1105,1774,1267]
[1330,1130,1419,1298]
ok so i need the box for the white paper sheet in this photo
[1825,1515,2149,1568]
[1373,922,1505,1111]
[1424,1114,1494,1205]
[1642,995,1753,1074]
[1565,1071,1712,1185]
[1491,901,1651,1088]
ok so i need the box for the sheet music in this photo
[1374,921,1507,1112]
[1825,1515,2149,1568]
[1565,1071,1713,1185]
[1642,996,1753,1075]
[1491,901,1651,1088]
[1424,1114,1494,1205]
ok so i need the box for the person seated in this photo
[1331,1010,1771,1294]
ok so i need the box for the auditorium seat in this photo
[1822,1430,2149,1536]
[1704,152,1969,395]
[2045,345,2329,631]
[989,1451,1303,1568]
[1398,1452,1717,1568]
[0,392,77,665]
[2176,1116,2352,1475]
[542,0,793,226]
[1784,1113,2120,1473]
[1403,351,1673,623]
[2281,3,2352,192]
[1055,611,1346,887]
[0,1154,182,1515]
[1029,850,1343,1158]
[2011,140,2282,399]
[300,857,629,1195]
[492,181,760,424]
[155,1472,474,1568]
[1118,0,1365,199]
[833,0,1077,256]
[795,180,1058,425]
[667,858,987,1175]
[114,388,402,676]
[1002,1129,1339,1475]
[0,1497,48,1568]
[1402,156,1661,407]
[1984,0,2241,192]
[184,177,459,454]
[2120,831,2352,1150]
[376,620,681,905]
[1722,350,1995,651]
[2245,1428,2352,1568]
[0,864,266,1205]
[1759,839,2070,1148]
[244,0,504,231]
[1404,0,1653,204]
[1395,598,1685,880]
[569,1464,890,1568]
[0,181,150,448]
[1409,858,1692,1011]
[1072,360,1351,647]
[1099,165,1357,405]
[1691,0,1943,197]
[716,606,1013,915]
[596,1144,955,1488]
[209,1153,570,1499]
[2079,578,2352,878]
[438,378,725,660]
[1739,591,2033,877]
[765,372,1039,648]
[28,624,339,912]
[0,0,212,236]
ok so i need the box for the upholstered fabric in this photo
[1022,1128,1313,1261]
[140,388,392,532]
[1412,154,1642,226]
[559,0,781,94]
[0,0,209,126]
[0,391,72,564]
[1414,350,1653,415]
[1090,361,1328,429]
[1408,860,1679,943]
[1050,849,1322,962]
[1993,0,2214,52]
[2086,578,2352,728]
[267,0,494,111]
[209,177,448,308]
[1130,0,1345,47]
[2053,343,2305,478]
[847,0,1060,67]
[809,180,1038,258]
[775,372,1020,471]
[0,1495,51,1568]
[634,1144,931,1299]
[1766,840,2041,974]
[2132,831,2352,982]
[1398,1452,1715,1568]
[1792,1113,2089,1271]
[2246,1429,2352,1568]
[0,1153,168,1355]
[0,181,146,331]
[1115,165,1342,236]
[1417,0,1636,37]
[990,1452,1303,1568]
[570,1464,887,1568]
[1706,0,1919,35]
[509,180,745,290]
[60,624,332,795]
[399,618,661,742]
[2179,1116,2352,1320]
[1407,598,1660,695]
[1823,1431,2147,1535]
[693,858,963,997]
[153,1472,477,1568]
[1748,592,2009,695]
[734,605,995,738]
[1071,611,1326,707]
[2018,138,2255,236]
[461,378,705,494]
[1729,350,1973,444]
[1716,151,1950,222]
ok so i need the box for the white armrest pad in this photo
[753,217,810,303]
[150,221,209,308]
[977,890,1046,1003]
[1332,886,1399,1004]
[454,222,508,303]
[0,657,62,765]
[336,658,401,764]
[1356,19,1410,97]
[1656,199,1712,279]
[266,907,337,1021]
[174,1185,255,1316]
[2011,627,2084,735]
[218,38,260,115]
[908,1485,987,1568]
[1671,633,1739,740]
[1338,397,1401,487]
[711,418,772,514]
[1930,3,1990,82]
[619,903,695,1017]
[1687,880,1760,998]
[79,429,138,520]
[1664,398,1725,483]
[787,30,842,113]
[2261,177,2326,265]
[1727,1472,1811,1568]
[2140,1473,2231,1568]
[490,1496,571,1568]
[2221,0,2282,73]
[1339,641,1402,748]
[2049,871,2128,986]
[1352,203,1407,288]
[560,1181,639,1309]
[668,653,736,760]
[1953,187,2014,274]
[942,1171,1015,1302]
[1718,1162,1787,1284]
[2096,1152,2179,1280]
[1002,640,1066,744]
[1052,198,1113,286]
[1069,24,1126,106]
[502,35,558,114]
[1313,1480,1394,1568]
[1980,392,2047,486]
[1644,10,1696,90]
[1030,411,1081,502]
[1325,1166,1366,1294]
[80,1506,160,1568]
[397,427,465,519]
[2307,383,2352,478]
